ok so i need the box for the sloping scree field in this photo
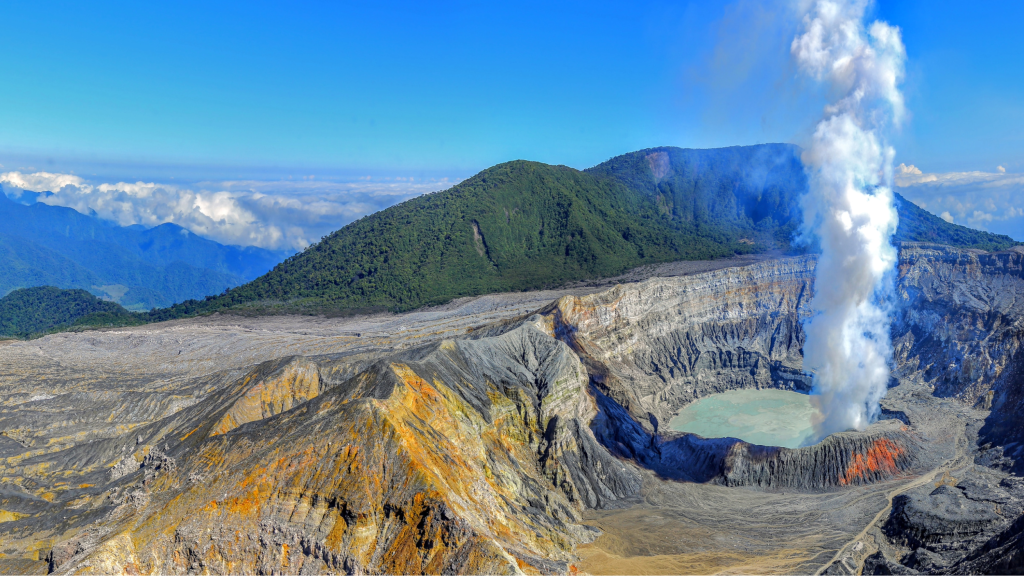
[0,244,1022,574]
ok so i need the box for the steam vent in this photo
[5,244,1024,574]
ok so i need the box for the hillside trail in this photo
[813,420,972,575]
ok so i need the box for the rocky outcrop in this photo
[544,255,815,431]
[851,244,1024,574]
[951,507,1024,574]
[885,485,1003,550]
[532,255,923,491]
[209,356,320,436]
[894,245,1024,462]
[868,474,1024,574]
[28,323,643,574]
[862,550,920,575]
[11,245,1024,573]
[719,424,919,489]
[589,381,919,490]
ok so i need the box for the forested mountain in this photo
[4,144,1014,330]
[150,144,1018,319]
[152,160,745,318]
[892,192,1016,250]
[587,144,806,245]
[0,191,292,309]
[0,286,141,338]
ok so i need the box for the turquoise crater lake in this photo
[667,389,819,449]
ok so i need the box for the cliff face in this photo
[5,245,1024,574]
[859,245,1024,575]
[549,256,815,426]
[894,244,1024,400]
[894,245,1024,460]
[539,255,923,491]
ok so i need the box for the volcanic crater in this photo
[1,244,1023,574]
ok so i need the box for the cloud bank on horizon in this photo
[0,171,460,250]
[895,163,1024,236]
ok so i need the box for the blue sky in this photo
[1,0,1022,244]
[3,0,738,176]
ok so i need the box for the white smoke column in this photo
[792,0,906,439]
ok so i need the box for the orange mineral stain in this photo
[840,438,903,485]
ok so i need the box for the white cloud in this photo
[1,170,87,192]
[895,166,1024,234]
[998,165,1006,173]
[896,162,922,176]
[0,171,461,250]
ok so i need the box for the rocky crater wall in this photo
[504,255,920,491]
[524,245,1024,494]
[544,255,816,432]
[894,244,1024,471]
[11,244,1024,573]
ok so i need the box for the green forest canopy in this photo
[2,144,1018,337]
[0,286,142,339]
[151,144,1016,320]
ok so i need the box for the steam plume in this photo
[792,0,905,439]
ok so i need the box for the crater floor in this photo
[578,377,977,575]
[0,245,1022,575]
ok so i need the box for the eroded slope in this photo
[2,246,1024,574]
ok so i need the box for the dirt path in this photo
[814,423,971,575]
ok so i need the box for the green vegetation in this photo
[892,193,1018,251]
[0,286,143,339]
[587,144,806,248]
[4,145,1019,336]
[148,144,1018,320]
[151,155,778,320]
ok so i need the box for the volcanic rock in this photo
[3,245,1024,573]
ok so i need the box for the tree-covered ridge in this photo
[0,286,142,339]
[588,144,805,226]
[590,144,1019,251]
[147,144,1019,320]
[152,160,760,319]
[5,145,1015,334]
[892,192,1018,251]
[588,144,809,248]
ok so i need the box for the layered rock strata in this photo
[894,245,1024,467]
[545,255,815,430]
[4,245,1024,573]
[847,245,1024,574]
[11,323,645,574]
[539,255,920,490]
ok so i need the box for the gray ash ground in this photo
[2,244,1024,574]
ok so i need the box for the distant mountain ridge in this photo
[0,190,292,309]
[588,145,1016,250]
[148,144,1018,320]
